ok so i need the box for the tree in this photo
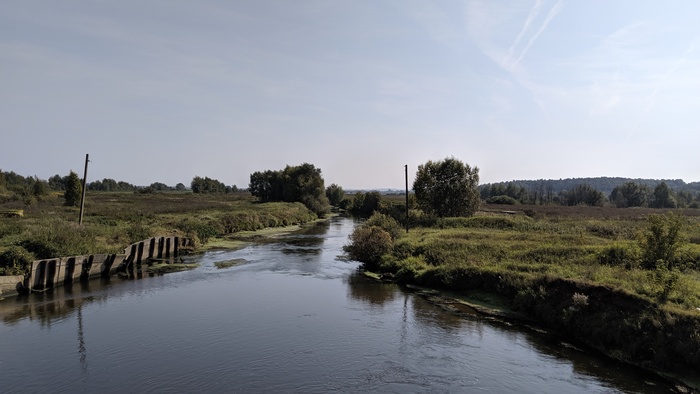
[249,170,284,202]
[561,184,605,207]
[48,174,65,191]
[325,184,345,206]
[149,182,170,191]
[650,182,677,208]
[610,182,649,208]
[64,171,82,207]
[249,163,330,216]
[31,177,49,198]
[191,176,227,194]
[413,157,480,217]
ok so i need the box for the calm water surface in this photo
[0,217,680,393]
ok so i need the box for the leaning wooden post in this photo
[78,153,89,226]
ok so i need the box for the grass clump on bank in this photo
[345,206,700,379]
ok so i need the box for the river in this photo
[0,216,682,393]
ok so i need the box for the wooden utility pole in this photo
[79,153,89,225]
[405,164,409,233]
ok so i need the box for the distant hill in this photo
[482,177,700,195]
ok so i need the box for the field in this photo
[0,191,318,275]
[362,201,700,379]
[391,204,700,309]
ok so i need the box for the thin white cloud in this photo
[509,0,564,69]
[505,0,543,67]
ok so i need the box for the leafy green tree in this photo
[149,182,170,191]
[31,177,49,198]
[281,163,329,215]
[191,176,227,194]
[175,183,187,191]
[64,171,82,207]
[413,157,480,217]
[249,170,284,202]
[249,163,330,216]
[650,182,677,208]
[676,190,694,208]
[48,174,66,191]
[610,182,649,208]
[325,183,345,206]
[561,184,605,207]
[347,191,383,215]
[361,191,382,214]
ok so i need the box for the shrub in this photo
[391,256,427,282]
[0,246,35,275]
[364,213,403,240]
[486,195,519,205]
[344,225,394,270]
[126,220,153,244]
[639,213,685,270]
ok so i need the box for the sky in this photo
[2,1,699,190]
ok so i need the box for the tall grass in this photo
[374,209,700,311]
[0,192,319,271]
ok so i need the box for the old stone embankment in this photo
[0,236,193,297]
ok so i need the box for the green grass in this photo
[384,209,700,311]
[364,206,700,380]
[0,191,319,273]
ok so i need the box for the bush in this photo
[639,213,685,270]
[0,246,35,275]
[364,213,403,241]
[486,195,519,205]
[126,220,153,244]
[344,226,394,270]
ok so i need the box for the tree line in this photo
[480,180,698,208]
[4,161,699,213]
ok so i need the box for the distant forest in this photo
[480,177,700,208]
[0,169,242,206]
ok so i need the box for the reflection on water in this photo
[1,278,105,326]
[0,216,684,393]
[345,272,398,306]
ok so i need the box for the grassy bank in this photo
[0,192,319,275]
[353,205,700,385]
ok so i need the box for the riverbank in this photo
[351,207,700,391]
[0,192,320,276]
[363,270,699,392]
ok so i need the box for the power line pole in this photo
[79,154,89,226]
[405,164,409,233]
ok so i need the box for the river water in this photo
[0,216,682,393]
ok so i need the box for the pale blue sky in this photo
[2,1,699,189]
